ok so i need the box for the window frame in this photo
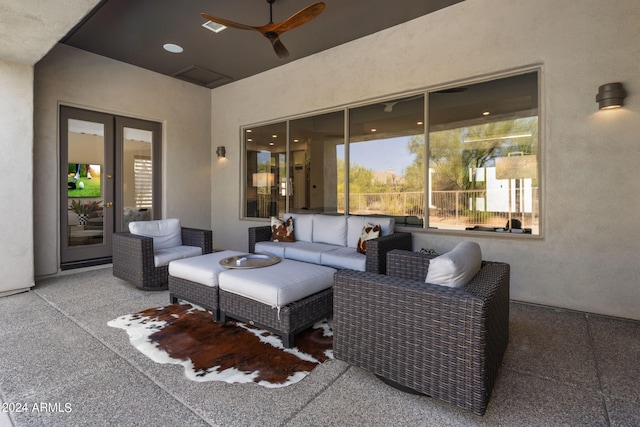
[240,66,543,238]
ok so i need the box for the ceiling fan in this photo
[201,0,326,59]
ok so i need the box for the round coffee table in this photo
[219,253,280,269]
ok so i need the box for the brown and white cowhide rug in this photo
[108,303,333,388]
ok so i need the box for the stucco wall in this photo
[0,58,35,295]
[34,44,212,277]
[210,0,640,320]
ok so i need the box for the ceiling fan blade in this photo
[270,37,290,58]
[200,12,259,32]
[274,2,326,34]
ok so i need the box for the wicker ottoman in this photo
[168,250,246,321]
[218,259,336,348]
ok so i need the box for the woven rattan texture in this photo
[248,226,273,253]
[112,227,213,291]
[333,250,510,415]
[181,227,213,254]
[219,287,333,347]
[168,276,219,321]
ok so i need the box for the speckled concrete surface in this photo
[0,267,638,426]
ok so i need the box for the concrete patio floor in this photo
[0,266,638,426]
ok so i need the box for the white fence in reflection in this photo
[341,188,539,228]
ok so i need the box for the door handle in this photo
[105,202,113,208]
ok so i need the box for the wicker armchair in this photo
[113,226,213,291]
[333,249,510,415]
[248,225,412,274]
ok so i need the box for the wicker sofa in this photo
[113,219,213,291]
[333,249,510,415]
[248,213,412,274]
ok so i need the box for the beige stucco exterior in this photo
[0,0,638,320]
[209,0,640,320]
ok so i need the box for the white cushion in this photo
[218,259,336,307]
[168,250,245,287]
[154,245,202,267]
[129,218,182,250]
[254,241,294,258]
[320,247,366,271]
[312,215,347,246]
[426,241,482,288]
[287,213,314,242]
[284,241,339,264]
[347,216,395,248]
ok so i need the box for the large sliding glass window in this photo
[243,69,540,236]
[245,121,286,218]
[289,111,344,213]
[428,71,539,234]
[347,94,425,225]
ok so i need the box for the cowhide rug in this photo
[108,303,333,388]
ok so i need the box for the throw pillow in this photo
[357,223,381,254]
[425,241,482,288]
[270,216,295,242]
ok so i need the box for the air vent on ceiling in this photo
[202,21,227,33]
[172,65,232,88]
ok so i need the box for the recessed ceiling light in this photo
[246,129,252,133]
[203,21,227,33]
[163,43,183,53]
[482,111,491,116]
[417,121,424,125]
[371,128,377,132]
[269,142,274,146]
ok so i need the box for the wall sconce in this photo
[596,82,626,110]
[216,146,226,158]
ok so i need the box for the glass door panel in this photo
[60,108,161,268]
[67,119,105,246]
[115,116,161,232]
[122,127,153,230]
[60,106,114,266]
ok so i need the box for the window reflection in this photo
[347,94,425,226]
[123,127,153,229]
[245,122,286,218]
[289,111,344,213]
[242,69,540,235]
[428,71,539,234]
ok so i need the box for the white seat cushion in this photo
[426,241,482,288]
[168,250,246,287]
[218,259,336,308]
[284,241,339,264]
[255,241,295,258]
[129,218,182,250]
[320,247,366,271]
[312,215,347,246]
[154,245,202,267]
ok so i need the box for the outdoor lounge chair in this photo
[333,248,510,415]
[113,218,213,291]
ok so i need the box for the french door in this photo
[60,106,161,269]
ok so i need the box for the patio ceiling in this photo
[58,0,465,88]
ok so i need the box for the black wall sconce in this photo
[216,146,226,158]
[596,82,626,110]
